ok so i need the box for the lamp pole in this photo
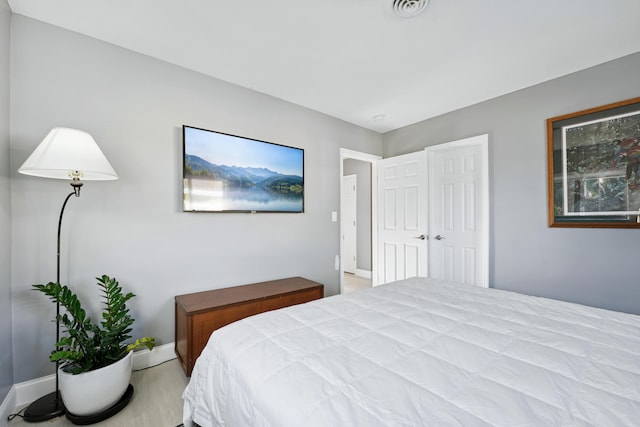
[23,180,83,422]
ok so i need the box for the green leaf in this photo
[32,274,155,374]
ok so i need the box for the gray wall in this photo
[343,159,371,272]
[6,7,638,390]
[384,52,640,315]
[0,0,13,403]
[9,15,382,382]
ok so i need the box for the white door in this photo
[377,151,428,285]
[342,174,357,274]
[427,135,489,287]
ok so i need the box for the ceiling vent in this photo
[392,0,429,18]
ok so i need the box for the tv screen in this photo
[183,125,304,213]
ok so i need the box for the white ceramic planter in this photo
[58,351,133,416]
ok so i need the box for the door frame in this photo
[341,174,358,274]
[425,134,489,288]
[339,148,381,293]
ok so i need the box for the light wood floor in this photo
[343,272,371,293]
[10,359,188,427]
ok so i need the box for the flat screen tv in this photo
[183,125,304,213]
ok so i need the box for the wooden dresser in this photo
[175,276,324,376]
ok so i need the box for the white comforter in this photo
[182,277,640,426]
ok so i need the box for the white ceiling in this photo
[7,0,640,133]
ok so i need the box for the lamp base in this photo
[23,390,65,422]
[65,384,133,425]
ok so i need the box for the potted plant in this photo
[34,274,155,417]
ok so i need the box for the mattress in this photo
[182,277,640,426]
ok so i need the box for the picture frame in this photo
[547,97,640,228]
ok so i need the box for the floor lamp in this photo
[18,127,118,422]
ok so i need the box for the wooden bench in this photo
[174,277,324,376]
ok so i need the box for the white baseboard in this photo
[0,385,17,427]
[355,269,372,279]
[0,342,176,423]
[132,342,176,371]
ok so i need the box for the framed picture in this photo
[547,97,640,227]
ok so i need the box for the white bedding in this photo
[182,277,640,426]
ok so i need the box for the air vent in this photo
[392,0,429,18]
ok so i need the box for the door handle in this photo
[414,234,426,240]
[434,235,445,240]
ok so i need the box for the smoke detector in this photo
[392,0,429,18]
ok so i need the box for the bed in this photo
[182,277,640,426]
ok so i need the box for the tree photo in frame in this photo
[547,97,640,228]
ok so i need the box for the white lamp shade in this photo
[18,127,118,181]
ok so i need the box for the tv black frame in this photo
[182,125,305,213]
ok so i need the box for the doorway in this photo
[339,149,381,294]
[341,136,489,292]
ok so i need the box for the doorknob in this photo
[414,234,426,240]
[434,235,445,240]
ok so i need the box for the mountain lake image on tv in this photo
[183,126,304,212]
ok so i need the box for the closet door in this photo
[377,134,489,288]
[427,134,489,288]
[377,151,428,285]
